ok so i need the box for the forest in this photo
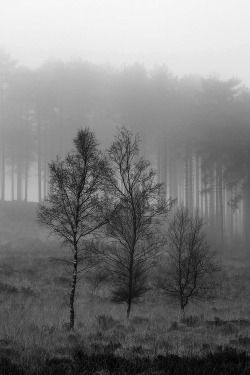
[0,47,250,374]
[1,48,250,259]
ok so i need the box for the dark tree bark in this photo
[69,249,77,330]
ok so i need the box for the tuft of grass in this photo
[95,314,119,331]
[180,315,201,327]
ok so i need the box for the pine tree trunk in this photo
[37,113,42,202]
[16,159,22,201]
[157,137,161,184]
[0,81,5,201]
[200,169,204,216]
[161,135,167,194]
[24,106,29,202]
[230,190,234,250]
[185,144,189,207]
[24,158,28,202]
[209,167,215,236]
[216,161,223,247]
[11,158,15,201]
[188,151,193,209]
[195,155,200,210]
[43,136,47,198]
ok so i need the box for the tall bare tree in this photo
[102,127,174,318]
[37,128,108,329]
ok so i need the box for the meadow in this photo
[0,202,249,374]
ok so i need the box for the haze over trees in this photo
[1,49,250,257]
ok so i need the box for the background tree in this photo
[1,48,250,258]
[157,205,220,314]
[37,127,108,329]
[102,127,175,318]
[0,48,18,200]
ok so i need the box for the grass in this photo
[0,202,249,373]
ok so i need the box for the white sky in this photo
[0,0,250,86]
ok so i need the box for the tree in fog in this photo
[6,66,37,201]
[37,128,108,329]
[0,49,18,200]
[102,127,174,318]
[157,205,220,313]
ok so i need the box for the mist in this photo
[0,1,249,373]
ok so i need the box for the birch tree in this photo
[37,127,108,329]
[102,127,174,318]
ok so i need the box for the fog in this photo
[0,2,250,369]
[0,1,250,243]
[1,0,250,85]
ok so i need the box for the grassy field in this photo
[0,202,249,374]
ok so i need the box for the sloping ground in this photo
[0,347,249,375]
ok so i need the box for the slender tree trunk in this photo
[225,188,232,247]
[209,167,215,236]
[243,192,250,255]
[16,159,22,201]
[43,133,47,198]
[24,158,29,202]
[181,299,186,316]
[196,154,200,210]
[127,253,134,319]
[205,191,208,220]
[24,106,29,202]
[188,151,193,209]
[11,158,15,201]
[0,80,5,201]
[244,155,250,257]
[126,300,132,319]
[200,169,204,216]
[170,142,177,200]
[37,112,42,202]
[157,137,161,184]
[161,135,167,194]
[216,160,223,247]
[185,144,189,207]
[43,161,47,198]
[69,249,78,330]
[168,140,173,198]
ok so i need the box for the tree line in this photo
[1,48,250,255]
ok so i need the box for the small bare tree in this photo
[157,205,220,313]
[37,128,108,330]
[101,127,174,318]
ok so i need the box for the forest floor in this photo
[0,201,249,374]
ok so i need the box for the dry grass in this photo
[0,201,249,373]
[0,238,249,370]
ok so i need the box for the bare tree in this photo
[157,205,220,313]
[37,128,108,330]
[102,127,174,318]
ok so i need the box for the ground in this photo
[0,201,249,374]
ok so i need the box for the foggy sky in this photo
[1,0,250,86]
